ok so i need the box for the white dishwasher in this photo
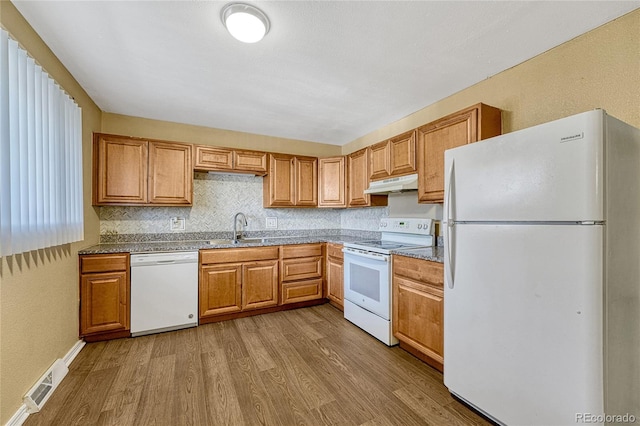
[130,251,199,337]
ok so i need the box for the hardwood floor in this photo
[25,304,492,426]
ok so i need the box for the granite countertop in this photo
[78,234,369,255]
[391,246,445,263]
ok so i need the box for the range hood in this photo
[364,173,418,194]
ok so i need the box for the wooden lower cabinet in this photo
[79,253,130,341]
[199,245,325,323]
[392,255,444,371]
[280,243,324,306]
[326,243,344,310]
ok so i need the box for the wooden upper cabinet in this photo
[263,154,318,208]
[94,134,148,204]
[194,146,233,171]
[234,150,267,175]
[318,156,346,208]
[93,133,193,206]
[148,141,192,205]
[417,103,501,203]
[369,141,391,181]
[369,130,416,182]
[389,130,417,177]
[295,156,318,206]
[194,145,267,175]
[347,148,387,208]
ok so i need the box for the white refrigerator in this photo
[443,110,640,425]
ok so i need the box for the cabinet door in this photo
[389,130,416,177]
[295,156,318,206]
[242,260,279,310]
[369,141,390,181]
[393,275,444,368]
[347,148,387,208]
[417,104,501,203]
[199,263,242,318]
[194,145,233,171]
[80,272,129,336]
[234,150,267,175]
[326,256,344,309]
[148,141,193,205]
[264,154,296,207]
[94,134,148,205]
[318,156,346,208]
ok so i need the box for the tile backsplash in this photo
[100,173,390,235]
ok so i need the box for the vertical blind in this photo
[0,29,83,257]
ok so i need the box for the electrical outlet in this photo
[170,217,185,231]
[265,217,277,229]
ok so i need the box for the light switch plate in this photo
[265,217,277,229]
[170,217,185,231]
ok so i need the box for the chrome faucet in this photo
[232,212,248,244]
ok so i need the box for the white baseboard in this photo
[5,339,86,426]
[5,405,29,426]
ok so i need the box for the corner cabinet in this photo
[79,253,131,342]
[263,154,318,207]
[347,148,387,208]
[417,103,501,203]
[93,133,192,206]
[325,243,344,310]
[392,255,444,371]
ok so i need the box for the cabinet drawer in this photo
[393,255,443,288]
[80,254,129,274]
[281,279,322,305]
[200,247,279,264]
[326,243,343,259]
[281,257,323,282]
[281,243,323,259]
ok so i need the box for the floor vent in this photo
[23,359,68,413]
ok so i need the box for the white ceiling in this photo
[12,1,640,145]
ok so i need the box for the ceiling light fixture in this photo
[221,3,270,43]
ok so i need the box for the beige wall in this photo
[102,113,342,157]
[0,2,102,423]
[343,9,640,154]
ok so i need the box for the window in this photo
[0,29,83,256]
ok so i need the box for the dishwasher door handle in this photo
[155,260,176,264]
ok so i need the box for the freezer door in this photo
[444,224,604,425]
[444,110,604,222]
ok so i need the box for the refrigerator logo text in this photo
[560,132,584,143]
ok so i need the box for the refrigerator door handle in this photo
[446,160,455,289]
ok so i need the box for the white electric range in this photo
[342,217,435,345]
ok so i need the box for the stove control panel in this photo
[378,218,434,235]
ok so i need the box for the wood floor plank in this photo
[229,356,281,426]
[24,304,492,426]
[201,349,245,425]
[133,354,176,425]
[172,350,209,426]
[47,367,118,426]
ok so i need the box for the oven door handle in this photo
[342,248,389,262]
